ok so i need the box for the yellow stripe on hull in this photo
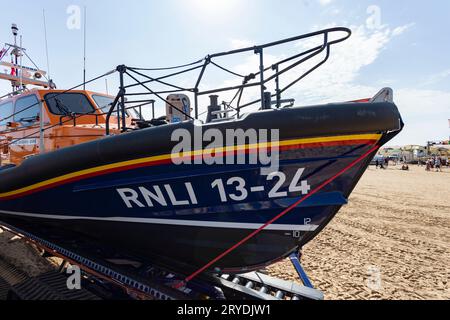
[0,133,381,198]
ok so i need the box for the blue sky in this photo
[1,0,449,145]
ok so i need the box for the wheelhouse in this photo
[0,89,130,166]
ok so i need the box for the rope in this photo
[128,58,204,71]
[210,60,245,78]
[0,101,134,149]
[0,45,9,60]
[127,68,189,92]
[23,51,49,82]
[123,64,203,90]
[0,69,116,124]
[174,143,379,288]
[1,115,85,149]
[124,71,195,121]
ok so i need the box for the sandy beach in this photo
[268,165,450,300]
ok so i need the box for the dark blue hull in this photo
[0,141,375,273]
[0,101,403,273]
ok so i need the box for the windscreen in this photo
[45,93,95,115]
[92,95,114,113]
[92,94,137,118]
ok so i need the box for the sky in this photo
[0,0,449,146]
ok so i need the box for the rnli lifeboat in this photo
[0,25,403,274]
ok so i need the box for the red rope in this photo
[174,144,379,289]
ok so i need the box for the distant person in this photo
[435,157,442,172]
[426,159,431,171]
[384,157,389,169]
[375,158,380,169]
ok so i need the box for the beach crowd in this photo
[423,156,447,172]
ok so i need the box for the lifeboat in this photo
[0,25,403,274]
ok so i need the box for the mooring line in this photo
[174,143,379,289]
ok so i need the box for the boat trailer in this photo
[0,223,323,301]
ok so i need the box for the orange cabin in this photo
[0,88,132,166]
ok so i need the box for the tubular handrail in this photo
[106,27,351,131]
[208,27,350,58]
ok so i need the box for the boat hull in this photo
[0,101,402,273]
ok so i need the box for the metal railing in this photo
[104,27,351,134]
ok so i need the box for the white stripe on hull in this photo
[0,209,318,231]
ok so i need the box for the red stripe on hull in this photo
[0,139,377,200]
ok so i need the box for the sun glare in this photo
[185,0,239,19]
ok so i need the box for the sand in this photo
[0,228,56,277]
[268,165,450,300]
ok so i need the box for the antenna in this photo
[83,6,87,90]
[11,23,18,46]
[43,9,51,80]
[10,23,19,92]
[19,35,23,89]
[0,23,52,91]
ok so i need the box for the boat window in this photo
[14,95,41,124]
[92,95,114,113]
[92,94,136,118]
[0,101,14,126]
[45,93,95,115]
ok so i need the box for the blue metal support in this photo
[289,253,314,289]
[255,47,265,109]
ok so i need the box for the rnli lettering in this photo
[116,168,310,209]
[117,182,197,209]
